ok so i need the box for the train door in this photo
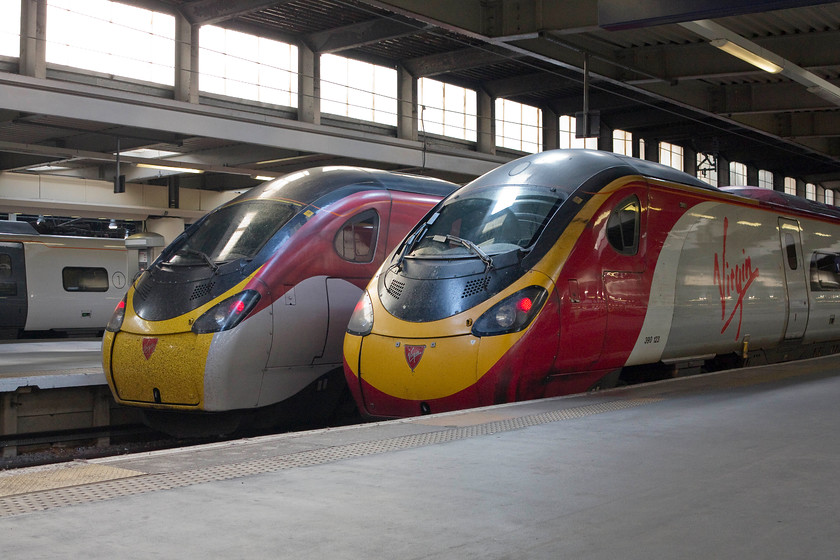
[600,186,649,365]
[778,218,809,339]
[0,242,27,329]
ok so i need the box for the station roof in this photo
[0,0,838,193]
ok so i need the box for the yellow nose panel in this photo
[108,331,212,407]
[360,334,479,400]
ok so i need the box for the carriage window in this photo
[334,209,379,263]
[606,196,640,255]
[810,252,840,291]
[0,254,14,296]
[784,233,798,270]
[63,267,109,292]
[0,254,11,278]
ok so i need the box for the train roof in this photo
[721,186,840,221]
[466,149,715,195]
[238,166,458,207]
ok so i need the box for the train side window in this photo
[606,196,640,255]
[784,233,798,270]
[810,252,840,291]
[0,254,15,296]
[0,254,11,278]
[62,267,109,292]
[334,209,379,263]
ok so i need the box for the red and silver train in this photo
[1,220,128,338]
[343,149,840,418]
[102,167,456,434]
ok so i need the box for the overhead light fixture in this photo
[108,219,117,230]
[710,38,783,74]
[36,215,44,225]
[254,175,275,181]
[136,163,204,174]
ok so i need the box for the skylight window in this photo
[46,0,175,85]
[321,54,397,125]
[418,78,477,141]
[496,99,541,153]
[0,0,20,57]
[199,25,298,107]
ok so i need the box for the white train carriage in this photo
[0,221,128,336]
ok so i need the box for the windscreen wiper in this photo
[164,248,219,273]
[390,212,439,272]
[432,234,494,272]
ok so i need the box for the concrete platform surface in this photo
[1,356,840,559]
[0,340,104,390]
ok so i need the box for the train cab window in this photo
[334,210,379,263]
[606,196,640,255]
[62,267,109,292]
[810,252,840,291]
[784,233,798,270]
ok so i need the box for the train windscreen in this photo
[166,200,300,266]
[408,185,564,258]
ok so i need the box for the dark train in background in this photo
[0,220,127,338]
[343,149,840,419]
[102,167,456,434]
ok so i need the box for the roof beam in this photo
[307,17,430,54]
[404,45,524,78]
[178,0,295,26]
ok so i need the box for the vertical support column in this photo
[146,217,185,249]
[477,88,495,155]
[631,136,642,159]
[298,44,320,125]
[644,138,659,162]
[773,172,786,193]
[746,165,759,187]
[683,146,698,178]
[174,14,199,103]
[542,106,559,152]
[19,0,46,79]
[717,155,731,186]
[397,66,417,141]
[795,179,805,198]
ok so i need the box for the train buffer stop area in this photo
[0,354,839,558]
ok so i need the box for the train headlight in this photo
[471,286,547,336]
[192,290,261,334]
[105,296,127,332]
[347,292,374,336]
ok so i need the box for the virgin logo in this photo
[142,337,158,360]
[404,344,426,372]
[713,217,759,340]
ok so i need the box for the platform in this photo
[0,340,105,390]
[1,355,840,558]
[0,340,136,457]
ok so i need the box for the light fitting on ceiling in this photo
[108,219,117,230]
[709,39,782,74]
[136,163,204,174]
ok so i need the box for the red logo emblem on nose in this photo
[142,337,158,360]
[404,344,426,372]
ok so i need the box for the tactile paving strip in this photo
[0,397,660,518]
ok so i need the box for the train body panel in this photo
[102,167,456,429]
[344,150,840,419]
[0,230,127,334]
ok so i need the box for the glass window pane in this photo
[47,0,175,85]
